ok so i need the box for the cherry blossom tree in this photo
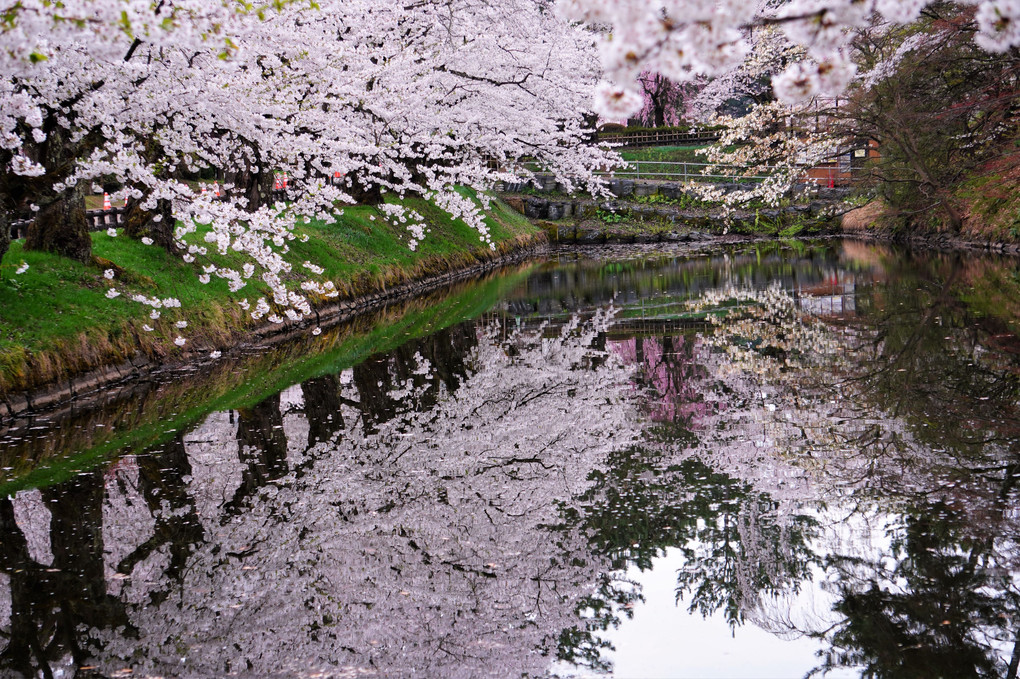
[2,0,618,336]
[635,71,697,127]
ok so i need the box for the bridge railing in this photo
[603,161,777,183]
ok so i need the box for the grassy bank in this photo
[0,192,539,395]
[618,145,708,164]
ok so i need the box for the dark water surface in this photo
[1,240,1019,678]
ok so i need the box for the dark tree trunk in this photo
[0,210,9,265]
[225,145,276,212]
[347,177,384,205]
[653,100,666,128]
[24,180,91,262]
[23,120,93,262]
[122,197,178,254]
[234,166,276,212]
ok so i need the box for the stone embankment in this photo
[841,200,1020,255]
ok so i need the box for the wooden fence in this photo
[597,129,721,148]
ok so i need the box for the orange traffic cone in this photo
[282,172,288,188]
[213,181,220,197]
[103,193,112,210]
[274,174,281,190]
[200,184,207,196]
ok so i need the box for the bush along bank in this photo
[500,179,846,243]
[840,153,1020,255]
[0,192,541,407]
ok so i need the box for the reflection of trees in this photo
[555,446,819,638]
[0,311,648,678]
[3,246,1020,678]
[835,256,1020,506]
[611,335,711,443]
[815,502,1020,678]
[116,433,205,603]
[224,394,289,516]
[349,323,478,434]
[300,375,344,446]
[0,472,129,677]
[686,263,1020,677]
[518,244,843,314]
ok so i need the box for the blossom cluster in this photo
[561,0,1020,114]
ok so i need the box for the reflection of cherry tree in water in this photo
[3,253,1019,677]
[349,323,478,435]
[116,433,206,602]
[551,325,821,670]
[0,471,130,677]
[683,275,1020,677]
[549,272,1020,677]
[300,375,344,447]
[610,335,714,437]
[551,449,821,669]
[2,311,647,677]
[223,395,290,517]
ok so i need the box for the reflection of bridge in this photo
[490,248,860,335]
[604,317,712,340]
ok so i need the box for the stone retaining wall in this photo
[507,193,841,239]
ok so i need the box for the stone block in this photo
[606,233,634,244]
[609,179,635,197]
[576,227,606,244]
[503,196,525,214]
[659,184,683,199]
[524,198,547,219]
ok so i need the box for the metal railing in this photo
[602,161,777,183]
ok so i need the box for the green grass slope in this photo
[0,193,538,394]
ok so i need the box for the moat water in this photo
[1,240,1019,678]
